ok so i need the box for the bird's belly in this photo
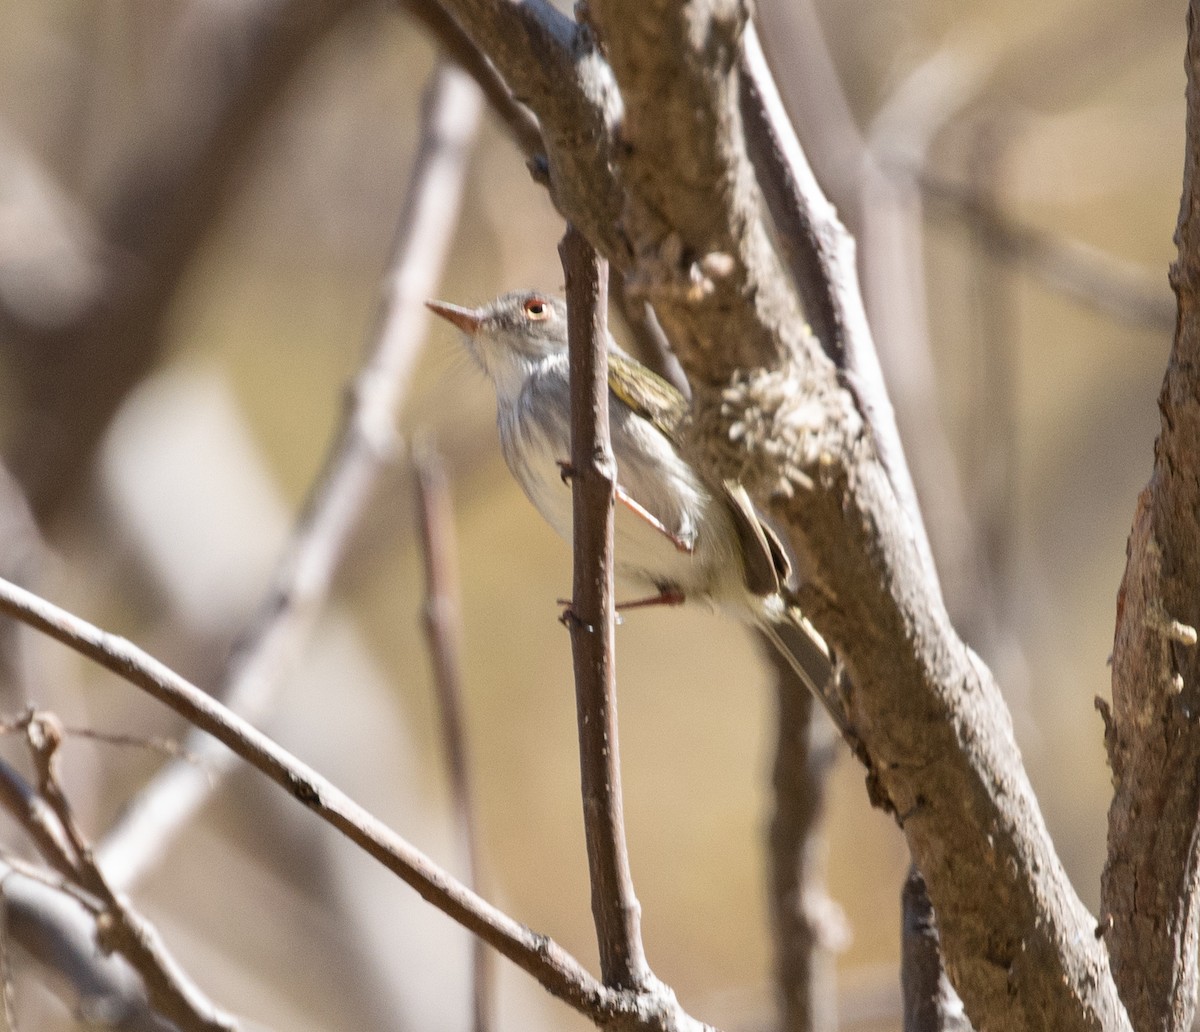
[513,454,707,598]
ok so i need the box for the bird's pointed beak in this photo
[426,299,483,334]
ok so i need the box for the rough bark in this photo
[1099,3,1200,1028]
[561,225,651,991]
[431,1,1131,1028]
[903,866,974,1032]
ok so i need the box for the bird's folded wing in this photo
[606,350,689,440]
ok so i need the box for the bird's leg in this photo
[614,485,694,554]
[557,458,693,555]
[556,455,689,614]
[557,589,683,617]
[616,588,686,610]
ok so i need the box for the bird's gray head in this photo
[426,290,568,398]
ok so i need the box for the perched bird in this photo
[427,289,833,700]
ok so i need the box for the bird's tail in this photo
[756,602,849,731]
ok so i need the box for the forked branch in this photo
[0,576,719,1032]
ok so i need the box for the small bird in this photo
[427,289,833,700]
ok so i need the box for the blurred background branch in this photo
[95,59,483,893]
[413,442,492,1032]
[0,0,362,523]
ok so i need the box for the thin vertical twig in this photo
[559,224,650,991]
[964,116,1020,613]
[96,62,483,890]
[764,642,845,1032]
[412,443,492,1032]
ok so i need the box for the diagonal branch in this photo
[400,0,544,162]
[1,857,178,1032]
[582,5,1126,1027]
[0,574,720,1032]
[0,721,236,1032]
[96,60,483,891]
[430,2,1129,1028]
[737,23,938,593]
[412,0,627,264]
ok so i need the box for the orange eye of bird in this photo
[523,298,550,320]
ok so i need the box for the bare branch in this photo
[429,2,1129,1027]
[0,757,79,885]
[96,61,483,891]
[1,858,176,1032]
[0,575,721,1032]
[920,171,1174,331]
[753,7,999,660]
[1100,3,1200,1026]
[764,642,844,1032]
[902,867,973,1032]
[560,224,650,991]
[738,22,939,594]
[421,0,628,263]
[737,27,845,367]
[0,718,236,1032]
[412,443,492,1032]
[739,45,967,1027]
[400,0,544,163]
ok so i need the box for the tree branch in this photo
[0,575,721,1032]
[413,443,493,1032]
[764,643,844,1032]
[2,858,177,1032]
[399,0,544,163]
[902,866,973,1032]
[1099,3,1200,1027]
[0,717,236,1032]
[416,0,627,263]
[560,224,651,991]
[738,22,939,595]
[429,2,1130,1027]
